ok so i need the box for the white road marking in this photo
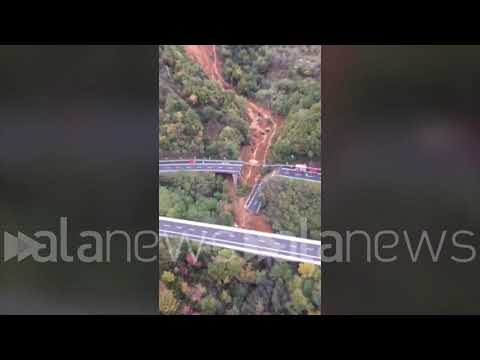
[158,229,321,263]
[275,175,321,183]
[160,217,321,245]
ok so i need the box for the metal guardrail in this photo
[159,159,245,164]
[159,159,321,171]
[244,180,261,210]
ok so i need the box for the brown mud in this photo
[184,45,283,232]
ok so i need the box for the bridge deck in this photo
[160,162,242,174]
[159,216,321,265]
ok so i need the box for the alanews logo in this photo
[1,217,164,263]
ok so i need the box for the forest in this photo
[159,243,321,315]
[159,172,321,315]
[159,45,321,315]
[159,173,234,226]
[261,177,321,240]
[159,46,250,159]
[219,45,321,164]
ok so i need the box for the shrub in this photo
[161,271,176,284]
[298,263,317,279]
[159,288,179,315]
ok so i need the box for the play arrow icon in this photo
[3,232,45,262]
[3,232,18,262]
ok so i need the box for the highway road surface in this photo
[159,159,243,175]
[159,160,321,182]
[159,159,321,215]
[276,167,321,182]
[159,216,321,265]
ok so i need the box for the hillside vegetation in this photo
[159,244,321,315]
[159,45,249,159]
[159,46,321,315]
[219,45,321,164]
[260,177,321,240]
[159,173,234,226]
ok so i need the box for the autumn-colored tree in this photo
[159,288,179,315]
[298,263,317,279]
[208,249,244,284]
[161,271,175,284]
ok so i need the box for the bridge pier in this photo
[232,173,238,187]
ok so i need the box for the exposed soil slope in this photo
[184,45,283,232]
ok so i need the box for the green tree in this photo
[200,295,219,315]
